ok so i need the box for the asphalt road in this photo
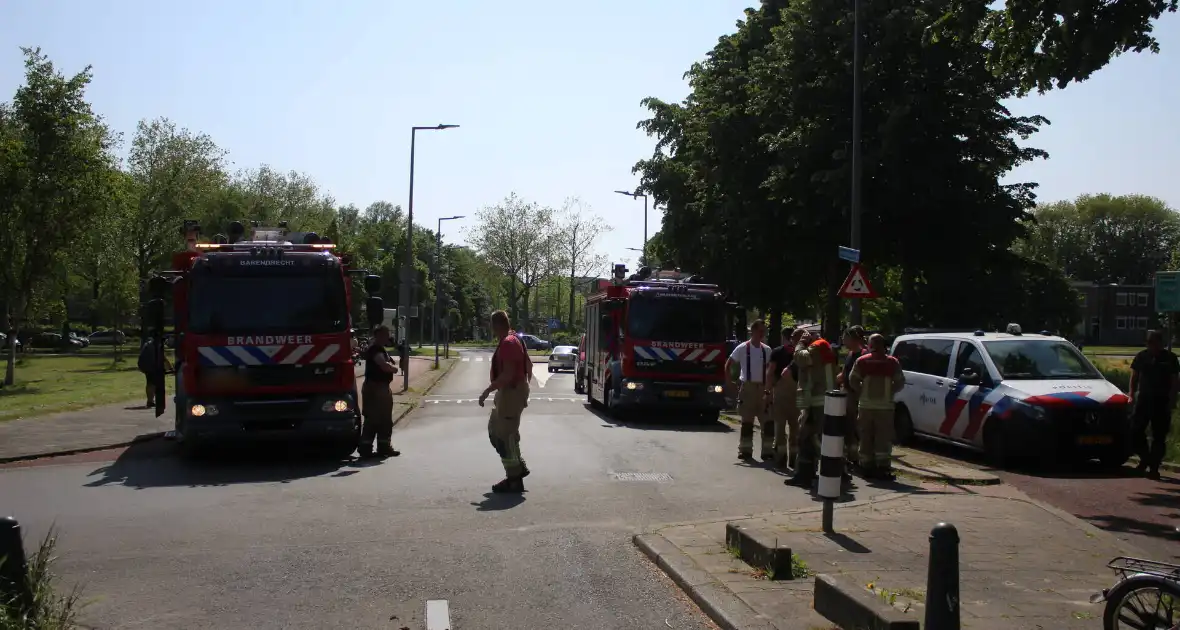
[0,349,900,630]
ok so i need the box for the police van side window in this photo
[912,339,954,377]
[894,341,920,372]
[955,342,989,382]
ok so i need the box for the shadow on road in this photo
[472,492,526,511]
[584,404,734,433]
[84,438,356,489]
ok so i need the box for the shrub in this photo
[0,527,85,630]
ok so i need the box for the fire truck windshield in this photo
[626,294,726,343]
[188,273,348,335]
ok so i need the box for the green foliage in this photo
[1019,194,1180,284]
[632,0,1100,333]
[928,0,1178,95]
[0,527,85,630]
[1,46,610,379]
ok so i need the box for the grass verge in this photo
[1,527,86,630]
[0,355,165,422]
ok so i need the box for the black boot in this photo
[376,443,401,458]
[520,464,531,478]
[785,465,814,487]
[492,477,524,493]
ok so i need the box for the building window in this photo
[1116,292,1128,306]
[1137,316,1148,330]
[1138,293,1149,307]
[1116,317,1127,330]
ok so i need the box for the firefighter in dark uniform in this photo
[358,324,400,459]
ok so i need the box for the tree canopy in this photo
[633,0,1169,335]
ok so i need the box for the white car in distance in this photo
[548,345,577,373]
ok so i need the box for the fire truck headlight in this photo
[324,399,351,413]
[710,385,724,394]
[625,381,643,391]
[190,404,217,417]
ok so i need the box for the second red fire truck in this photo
[583,264,731,421]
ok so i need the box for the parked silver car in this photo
[548,345,577,373]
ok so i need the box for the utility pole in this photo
[614,190,649,265]
[434,215,464,369]
[849,0,864,327]
[401,124,459,391]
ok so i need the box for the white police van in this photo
[890,327,1131,467]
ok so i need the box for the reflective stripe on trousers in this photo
[489,382,530,477]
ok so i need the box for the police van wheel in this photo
[894,407,915,446]
[982,421,1009,468]
[1098,445,1131,469]
[574,375,584,395]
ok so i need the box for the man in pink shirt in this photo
[479,310,533,493]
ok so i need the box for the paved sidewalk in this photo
[0,356,452,462]
[641,481,1142,630]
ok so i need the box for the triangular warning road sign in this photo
[838,263,878,299]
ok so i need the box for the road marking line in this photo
[426,599,450,630]
[462,357,470,362]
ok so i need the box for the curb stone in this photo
[1,358,460,464]
[0,431,164,465]
[391,357,459,429]
[634,533,777,630]
[813,573,920,630]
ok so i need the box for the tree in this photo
[930,0,1178,95]
[0,48,117,385]
[634,0,1060,335]
[468,193,554,331]
[556,197,609,328]
[126,117,227,281]
[1019,194,1180,284]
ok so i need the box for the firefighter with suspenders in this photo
[725,320,773,460]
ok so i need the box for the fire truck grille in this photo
[632,359,718,375]
[198,365,342,389]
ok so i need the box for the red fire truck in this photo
[583,264,730,421]
[142,219,384,457]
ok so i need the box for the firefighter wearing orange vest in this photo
[785,333,839,486]
[848,333,905,480]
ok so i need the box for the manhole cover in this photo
[610,472,673,482]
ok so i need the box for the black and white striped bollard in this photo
[818,390,847,532]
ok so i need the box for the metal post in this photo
[849,0,864,328]
[643,194,648,263]
[0,516,32,616]
[818,390,848,532]
[925,523,961,630]
[434,220,441,370]
[402,128,417,393]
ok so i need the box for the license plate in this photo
[1077,435,1113,446]
[664,390,690,398]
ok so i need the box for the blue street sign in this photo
[838,246,861,263]
[548,317,562,330]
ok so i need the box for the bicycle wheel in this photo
[1103,575,1180,630]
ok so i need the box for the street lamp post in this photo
[402,124,459,392]
[614,190,649,262]
[849,0,864,327]
[626,246,647,268]
[434,215,465,369]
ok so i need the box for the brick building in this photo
[1071,281,1159,346]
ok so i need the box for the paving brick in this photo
[640,482,1132,630]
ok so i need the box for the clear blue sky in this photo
[2,1,1178,273]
